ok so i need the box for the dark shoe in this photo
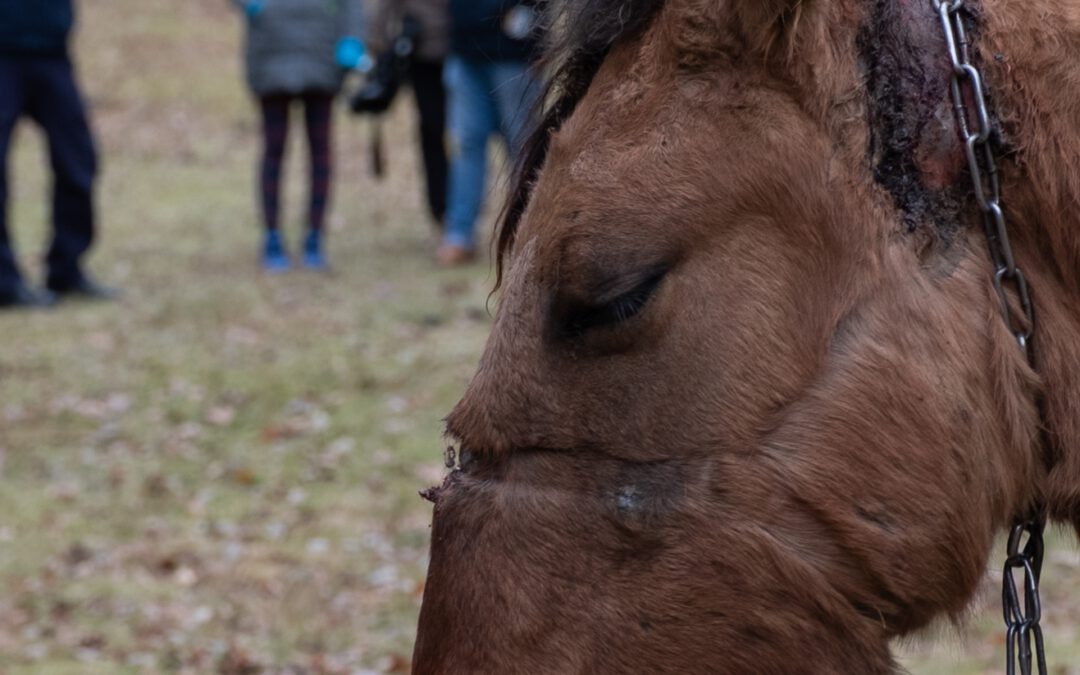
[0,283,57,309]
[435,243,477,267]
[302,229,328,270]
[262,229,291,273]
[49,276,118,301]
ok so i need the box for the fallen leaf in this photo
[206,405,236,426]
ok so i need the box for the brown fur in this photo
[414,0,1080,671]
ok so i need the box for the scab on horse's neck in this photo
[413,0,1080,672]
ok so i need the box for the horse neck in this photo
[984,0,1080,530]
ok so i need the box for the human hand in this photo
[336,37,371,70]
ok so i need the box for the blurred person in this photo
[368,0,450,227]
[232,0,367,272]
[0,0,112,308]
[438,0,541,266]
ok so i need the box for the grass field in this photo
[0,1,1076,673]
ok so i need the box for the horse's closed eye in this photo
[560,268,668,338]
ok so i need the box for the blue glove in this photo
[335,37,366,70]
[244,0,264,21]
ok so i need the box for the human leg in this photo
[259,93,291,270]
[490,61,542,162]
[22,56,98,291]
[301,91,333,269]
[302,92,333,233]
[442,56,498,257]
[0,57,26,297]
[410,58,448,225]
[259,94,291,231]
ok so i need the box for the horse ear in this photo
[734,0,804,53]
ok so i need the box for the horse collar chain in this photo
[930,2,1047,673]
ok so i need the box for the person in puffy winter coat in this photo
[231,0,367,271]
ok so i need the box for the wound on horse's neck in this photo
[859,0,971,240]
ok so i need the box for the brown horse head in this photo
[414,0,1080,671]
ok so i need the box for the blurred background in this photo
[0,1,1076,673]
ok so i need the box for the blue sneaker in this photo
[302,229,327,270]
[262,230,290,273]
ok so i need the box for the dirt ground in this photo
[0,1,1077,673]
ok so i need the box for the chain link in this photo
[931,2,1046,673]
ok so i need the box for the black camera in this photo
[349,14,422,115]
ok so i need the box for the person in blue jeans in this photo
[0,0,113,308]
[438,0,541,266]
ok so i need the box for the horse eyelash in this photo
[560,268,667,338]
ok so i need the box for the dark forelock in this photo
[495,0,666,286]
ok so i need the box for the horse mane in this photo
[495,0,666,288]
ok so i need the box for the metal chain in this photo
[933,0,1035,356]
[1004,520,1048,675]
[931,2,1046,673]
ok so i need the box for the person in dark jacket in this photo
[370,0,450,226]
[232,0,366,271]
[438,0,541,266]
[0,0,112,308]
